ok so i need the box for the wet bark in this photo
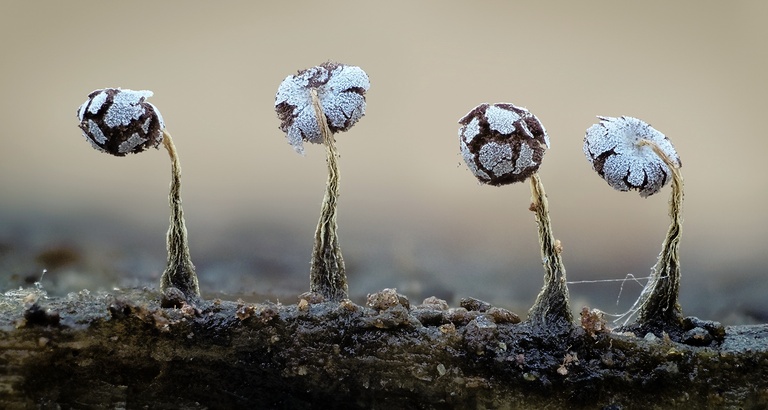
[0,287,765,409]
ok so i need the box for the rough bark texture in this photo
[0,287,766,409]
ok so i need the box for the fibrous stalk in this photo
[526,172,572,328]
[159,130,200,299]
[308,89,348,301]
[635,139,684,327]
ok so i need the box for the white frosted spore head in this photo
[459,103,549,186]
[583,116,681,197]
[77,88,165,157]
[275,62,370,154]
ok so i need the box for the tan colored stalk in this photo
[159,129,200,299]
[635,139,684,326]
[308,89,348,301]
[526,172,572,327]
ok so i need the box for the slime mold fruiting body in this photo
[78,88,200,300]
[275,63,370,301]
[460,103,571,328]
[584,116,684,328]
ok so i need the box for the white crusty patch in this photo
[118,132,148,154]
[83,132,106,153]
[461,141,489,181]
[87,120,107,144]
[478,142,514,177]
[320,65,368,129]
[77,101,88,122]
[88,90,109,116]
[583,116,680,197]
[514,142,537,174]
[104,90,153,128]
[486,105,520,135]
[276,69,322,154]
[462,117,481,143]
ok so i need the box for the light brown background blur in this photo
[1,1,766,324]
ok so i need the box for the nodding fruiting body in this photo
[78,88,200,301]
[78,88,164,156]
[584,116,681,198]
[459,103,572,328]
[584,116,684,327]
[275,62,370,302]
[276,62,369,155]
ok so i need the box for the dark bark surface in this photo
[0,287,766,409]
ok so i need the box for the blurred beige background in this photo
[1,1,766,324]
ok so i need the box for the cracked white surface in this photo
[275,63,369,154]
[78,88,164,156]
[584,116,680,197]
[458,103,548,185]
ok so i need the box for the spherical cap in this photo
[77,88,165,157]
[459,103,549,186]
[275,62,370,154]
[583,116,680,197]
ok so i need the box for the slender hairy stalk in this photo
[308,89,348,301]
[527,173,572,327]
[159,129,200,299]
[636,139,684,326]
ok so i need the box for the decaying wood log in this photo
[0,286,765,409]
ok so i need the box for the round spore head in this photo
[77,88,165,156]
[275,62,370,154]
[459,103,549,186]
[583,116,681,197]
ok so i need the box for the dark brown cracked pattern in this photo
[77,88,164,157]
[459,103,548,186]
